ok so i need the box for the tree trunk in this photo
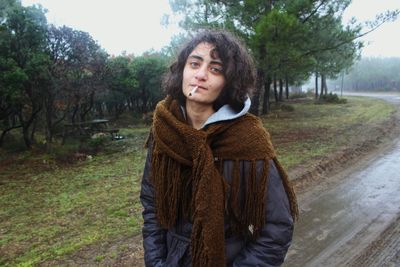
[45,94,54,143]
[141,88,149,113]
[340,71,344,97]
[323,75,328,95]
[19,113,32,149]
[71,104,79,123]
[22,127,31,148]
[279,79,283,101]
[18,101,41,149]
[273,76,278,102]
[30,118,38,144]
[320,74,324,98]
[250,68,264,115]
[315,72,319,99]
[262,75,272,115]
[80,91,95,121]
[285,78,289,99]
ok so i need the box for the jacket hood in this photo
[202,97,251,128]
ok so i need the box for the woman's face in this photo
[182,42,226,108]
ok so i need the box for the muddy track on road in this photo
[347,214,400,267]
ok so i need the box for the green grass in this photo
[0,129,149,266]
[265,96,396,168]
[0,96,396,265]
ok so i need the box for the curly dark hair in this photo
[162,29,256,112]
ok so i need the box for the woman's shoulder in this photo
[232,113,271,135]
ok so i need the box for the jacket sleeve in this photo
[231,160,294,267]
[140,140,167,267]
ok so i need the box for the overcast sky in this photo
[21,0,400,58]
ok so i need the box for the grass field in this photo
[0,96,396,266]
[264,96,396,168]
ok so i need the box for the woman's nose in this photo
[195,65,208,80]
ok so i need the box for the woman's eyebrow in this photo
[188,55,203,61]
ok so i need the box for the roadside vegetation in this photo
[0,96,396,266]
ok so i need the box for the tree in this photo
[251,7,314,109]
[103,52,168,117]
[104,55,137,118]
[292,1,362,98]
[44,25,108,143]
[0,2,49,148]
[169,0,226,31]
[130,52,168,113]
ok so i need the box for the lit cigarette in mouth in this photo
[189,86,198,96]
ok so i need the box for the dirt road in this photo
[284,93,400,267]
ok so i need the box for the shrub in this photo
[289,92,308,99]
[280,104,295,112]
[319,93,347,104]
[88,134,109,150]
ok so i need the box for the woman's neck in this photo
[185,101,215,130]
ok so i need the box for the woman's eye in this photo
[190,62,200,68]
[210,67,223,74]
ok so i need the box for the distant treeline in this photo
[329,57,400,92]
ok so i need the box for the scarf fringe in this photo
[192,224,208,267]
[226,159,269,239]
[151,151,183,228]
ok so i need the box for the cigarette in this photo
[189,86,198,96]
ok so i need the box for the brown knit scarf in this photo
[148,96,298,267]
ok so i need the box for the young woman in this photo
[140,29,298,267]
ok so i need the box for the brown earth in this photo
[40,98,400,267]
[38,235,145,267]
